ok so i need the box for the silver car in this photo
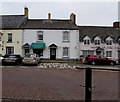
[22,53,41,65]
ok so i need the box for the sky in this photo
[0,0,120,26]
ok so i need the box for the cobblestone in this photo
[38,63,76,69]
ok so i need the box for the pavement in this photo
[75,64,120,71]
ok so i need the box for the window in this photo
[82,50,94,57]
[63,31,70,42]
[94,40,100,45]
[63,47,69,57]
[7,33,12,43]
[84,40,90,45]
[6,47,14,54]
[106,51,112,57]
[37,31,43,41]
[106,40,112,45]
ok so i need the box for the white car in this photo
[22,53,41,65]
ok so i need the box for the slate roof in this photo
[0,15,28,29]
[78,26,120,43]
[23,19,79,30]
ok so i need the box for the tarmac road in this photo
[1,65,120,101]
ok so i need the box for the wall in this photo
[23,29,79,60]
[1,30,23,56]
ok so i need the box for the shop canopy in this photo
[31,43,45,49]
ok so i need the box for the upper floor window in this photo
[63,31,70,42]
[84,40,90,45]
[7,33,12,43]
[106,40,112,45]
[37,31,43,41]
[94,40,100,45]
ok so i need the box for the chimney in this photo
[48,13,51,20]
[113,22,120,28]
[24,7,28,17]
[70,13,76,24]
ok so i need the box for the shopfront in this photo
[31,43,45,57]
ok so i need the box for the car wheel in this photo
[110,62,114,66]
[91,61,95,65]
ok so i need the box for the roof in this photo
[23,19,79,30]
[78,26,120,43]
[0,15,28,29]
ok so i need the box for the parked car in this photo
[84,55,116,66]
[22,53,41,65]
[2,54,22,65]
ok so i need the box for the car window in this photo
[93,55,99,58]
[100,56,106,59]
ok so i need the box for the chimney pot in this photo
[24,7,28,17]
[113,22,120,28]
[70,13,76,24]
[48,13,51,19]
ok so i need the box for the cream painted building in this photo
[0,30,23,55]
[0,10,28,56]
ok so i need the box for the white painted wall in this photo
[80,35,120,60]
[23,29,79,60]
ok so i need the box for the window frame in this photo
[84,40,90,45]
[7,33,12,43]
[106,51,112,57]
[94,40,101,45]
[37,31,43,41]
[63,31,70,42]
[106,40,112,45]
[63,47,69,57]
[6,46,14,54]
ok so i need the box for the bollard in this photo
[85,67,92,102]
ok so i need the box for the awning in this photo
[31,43,45,49]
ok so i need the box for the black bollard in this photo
[85,67,92,102]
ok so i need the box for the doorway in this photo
[50,48,56,60]
[33,49,43,57]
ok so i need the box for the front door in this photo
[50,48,56,60]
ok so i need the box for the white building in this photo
[22,9,79,60]
[79,25,120,60]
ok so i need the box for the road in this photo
[1,64,120,101]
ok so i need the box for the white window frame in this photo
[37,31,43,41]
[6,47,14,54]
[106,40,112,45]
[63,31,70,42]
[84,40,90,45]
[7,33,12,42]
[63,47,69,57]
[94,40,100,45]
[106,51,112,57]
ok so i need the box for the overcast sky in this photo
[0,0,119,26]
